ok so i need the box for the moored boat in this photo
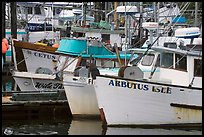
[93,27,202,127]
[57,37,138,118]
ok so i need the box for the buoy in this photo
[2,38,9,49]
[2,41,8,54]
[52,43,59,48]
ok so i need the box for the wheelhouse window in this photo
[17,6,21,14]
[96,60,115,68]
[24,6,32,14]
[160,53,173,68]
[129,53,143,66]
[53,7,61,16]
[34,6,41,15]
[141,54,155,66]
[101,34,110,44]
[175,54,187,71]
[164,42,177,49]
[155,54,160,67]
[194,59,202,77]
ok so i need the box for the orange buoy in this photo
[52,43,59,48]
[2,38,9,49]
[2,41,8,54]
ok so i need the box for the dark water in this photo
[2,75,202,135]
[2,119,202,135]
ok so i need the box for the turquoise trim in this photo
[57,39,87,54]
[87,46,114,55]
[57,38,115,56]
[56,38,139,60]
[6,51,12,56]
[6,31,27,35]
[56,51,137,60]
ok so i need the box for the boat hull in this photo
[94,75,202,126]
[22,49,61,74]
[63,74,100,117]
[12,71,64,92]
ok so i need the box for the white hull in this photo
[63,74,99,117]
[13,71,64,91]
[94,76,202,126]
[22,49,60,73]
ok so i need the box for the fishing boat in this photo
[11,37,79,93]
[13,40,63,73]
[54,37,138,118]
[12,37,136,93]
[93,27,202,127]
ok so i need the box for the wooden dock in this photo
[2,96,72,121]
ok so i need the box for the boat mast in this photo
[82,2,87,27]
[194,2,198,27]
[2,2,6,39]
[25,3,29,42]
[114,2,118,29]
[10,2,17,67]
[52,2,54,43]
[124,2,127,65]
[105,2,108,22]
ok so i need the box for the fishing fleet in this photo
[2,2,202,128]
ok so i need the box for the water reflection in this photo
[2,118,202,135]
[105,127,202,135]
[2,119,72,135]
[2,75,16,92]
[68,119,103,135]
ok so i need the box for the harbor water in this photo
[2,75,202,135]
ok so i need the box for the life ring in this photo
[52,43,59,48]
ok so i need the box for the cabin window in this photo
[96,60,116,68]
[24,7,32,14]
[175,54,187,71]
[34,6,41,15]
[194,59,202,77]
[141,54,155,66]
[53,7,61,16]
[101,34,110,44]
[53,7,56,16]
[80,59,87,67]
[160,53,173,68]
[73,32,85,38]
[155,54,160,67]
[17,6,21,14]
[164,42,177,49]
[129,53,143,66]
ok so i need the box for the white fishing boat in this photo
[12,71,64,91]
[57,37,138,118]
[12,56,76,92]
[93,27,202,126]
[13,40,66,73]
[11,38,79,92]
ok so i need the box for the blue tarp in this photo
[172,17,187,23]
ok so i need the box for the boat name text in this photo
[34,52,56,60]
[35,82,64,89]
[108,80,171,94]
